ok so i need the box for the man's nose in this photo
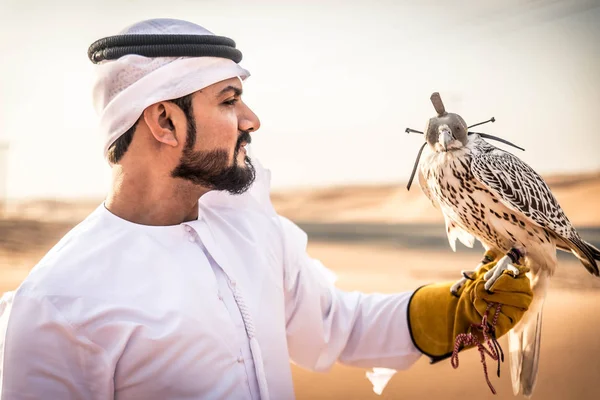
[239,103,261,133]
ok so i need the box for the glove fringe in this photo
[450,302,504,395]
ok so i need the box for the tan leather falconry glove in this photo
[407,250,534,392]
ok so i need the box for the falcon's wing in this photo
[470,142,575,239]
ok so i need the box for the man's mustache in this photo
[236,130,252,150]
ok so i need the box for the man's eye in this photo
[223,98,238,106]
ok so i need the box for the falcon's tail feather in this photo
[509,308,544,398]
[568,236,600,276]
[587,241,600,260]
[509,272,549,398]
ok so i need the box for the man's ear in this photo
[143,102,181,147]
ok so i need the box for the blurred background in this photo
[1,0,599,399]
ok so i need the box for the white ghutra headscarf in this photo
[90,18,250,159]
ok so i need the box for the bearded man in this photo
[0,18,533,399]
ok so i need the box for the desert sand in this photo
[292,243,600,400]
[1,171,600,399]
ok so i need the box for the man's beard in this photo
[171,125,256,195]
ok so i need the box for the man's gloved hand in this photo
[407,250,534,362]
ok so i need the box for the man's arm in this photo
[278,215,533,378]
[278,216,423,372]
[0,290,113,399]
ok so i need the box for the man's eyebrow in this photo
[217,85,243,98]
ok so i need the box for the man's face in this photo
[170,77,261,194]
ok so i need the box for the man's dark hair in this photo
[107,93,195,164]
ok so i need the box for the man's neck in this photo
[105,167,209,226]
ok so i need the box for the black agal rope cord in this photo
[405,117,525,191]
[87,34,243,64]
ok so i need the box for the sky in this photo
[0,0,599,199]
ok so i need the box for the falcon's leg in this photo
[483,247,525,291]
[450,251,498,296]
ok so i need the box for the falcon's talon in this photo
[506,264,520,278]
[481,255,495,264]
[450,276,469,295]
[462,270,476,281]
[451,266,480,294]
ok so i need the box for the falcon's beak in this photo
[438,129,452,151]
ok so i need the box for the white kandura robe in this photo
[0,162,422,399]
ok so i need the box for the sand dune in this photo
[3,171,600,227]
[272,171,600,226]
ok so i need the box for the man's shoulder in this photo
[16,205,134,299]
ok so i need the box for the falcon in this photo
[407,92,600,397]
